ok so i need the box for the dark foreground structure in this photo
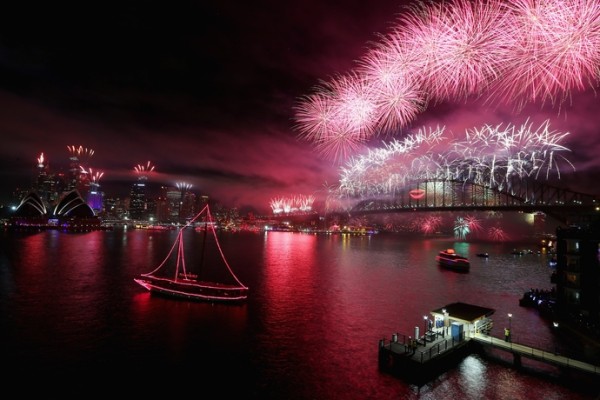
[378,302,494,385]
[379,302,600,388]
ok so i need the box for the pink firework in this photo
[90,169,104,183]
[294,89,337,143]
[493,0,600,108]
[464,215,483,236]
[80,166,104,183]
[295,0,600,162]
[313,125,368,163]
[67,145,95,158]
[420,215,442,234]
[329,72,379,138]
[67,146,94,169]
[294,84,368,163]
[358,46,428,133]
[134,161,156,174]
[396,0,512,101]
[488,226,509,241]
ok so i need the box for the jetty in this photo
[378,302,600,385]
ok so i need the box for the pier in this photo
[378,302,600,385]
[470,332,600,374]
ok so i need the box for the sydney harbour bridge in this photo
[342,179,598,225]
[275,177,599,227]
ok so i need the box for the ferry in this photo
[436,249,470,272]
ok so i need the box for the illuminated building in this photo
[129,178,149,221]
[554,220,600,335]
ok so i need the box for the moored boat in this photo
[134,203,249,303]
[436,249,470,272]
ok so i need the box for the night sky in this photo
[1,0,600,214]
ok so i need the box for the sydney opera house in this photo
[9,189,106,231]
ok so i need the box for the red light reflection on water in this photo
[263,231,317,304]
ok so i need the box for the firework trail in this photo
[67,145,94,174]
[67,145,94,159]
[134,161,155,174]
[338,120,573,198]
[294,0,600,160]
[80,166,104,183]
[134,161,156,181]
[270,194,316,214]
[176,182,193,191]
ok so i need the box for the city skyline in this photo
[1,0,600,214]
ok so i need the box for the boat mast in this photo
[198,212,208,279]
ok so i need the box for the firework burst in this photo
[488,226,509,241]
[338,120,573,198]
[454,216,470,240]
[294,0,600,162]
[269,194,316,214]
[397,0,512,101]
[176,182,193,191]
[134,161,156,173]
[79,166,104,183]
[492,0,600,108]
[67,145,94,158]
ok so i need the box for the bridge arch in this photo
[340,179,598,225]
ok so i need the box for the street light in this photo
[508,313,512,330]
[424,315,428,337]
[442,308,447,336]
[507,313,512,342]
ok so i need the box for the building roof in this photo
[52,189,95,217]
[14,192,47,217]
[430,302,495,323]
[14,189,95,219]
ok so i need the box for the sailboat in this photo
[134,204,249,302]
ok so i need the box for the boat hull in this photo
[134,276,248,303]
[436,260,470,272]
[436,250,470,273]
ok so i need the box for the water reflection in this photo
[0,229,597,398]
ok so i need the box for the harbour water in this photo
[1,228,598,398]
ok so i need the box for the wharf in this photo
[378,329,474,385]
[379,302,600,386]
[378,302,494,384]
